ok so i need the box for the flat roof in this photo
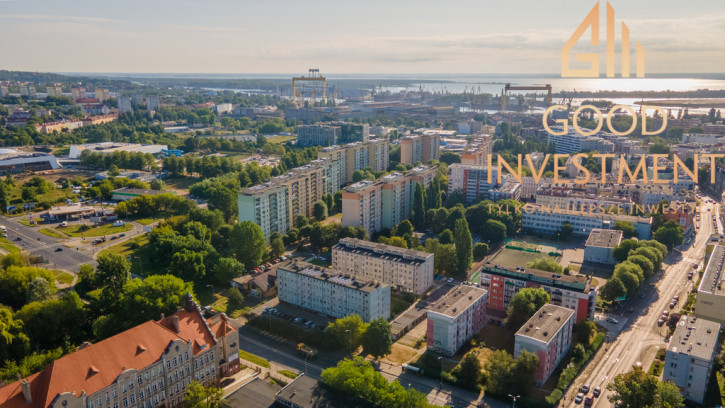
[516,304,574,343]
[698,244,725,296]
[480,264,591,293]
[275,375,374,408]
[428,285,487,318]
[224,378,281,408]
[668,315,720,360]
[278,261,389,293]
[334,238,433,265]
[585,229,623,249]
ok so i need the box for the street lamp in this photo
[437,356,443,390]
[508,394,520,408]
[345,329,352,355]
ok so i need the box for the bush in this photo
[545,389,562,405]
[473,243,489,259]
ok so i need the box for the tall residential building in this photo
[514,304,575,385]
[94,89,110,101]
[0,295,239,408]
[479,264,596,322]
[447,163,521,203]
[663,316,720,405]
[46,86,63,98]
[460,133,493,166]
[332,238,434,295]
[546,127,614,154]
[0,85,8,97]
[341,166,436,233]
[400,133,440,164]
[318,139,389,184]
[521,203,653,239]
[334,122,370,144]
[119,97,133,113]
[238,158,341,239]
[71,87,86,100]
[277,261,390,322]
[426,286,488,356]
[237,183,289,239]
[695,245,725,325]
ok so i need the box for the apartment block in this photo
[277,261,390,322]
[238,158,341,238]
[460,133,493,166]
[514,304,575,385]
[695,245,725,325]
[479,264,596,322]
[535,186,635,213]
[0,295,239,408]
[521,203,652,239]
[318,138,389,184]
[332,237,434,295]
[663,316,720,405]
[400,133,440,164]
[297,122,369,147]
[341,166,436,233]
[583,229,623,265]
[426,286,488,356]
[547,128,614,154]
[447,163,521,203]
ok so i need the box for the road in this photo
[0,215,146,273]
[236,325,507,408]
[563,200,718,407]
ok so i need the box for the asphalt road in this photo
[563,200,718,407]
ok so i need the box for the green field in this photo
[54,271,74,285]
[266,135,296,144]
[0,238,20,254]
[491,247,558,268]
[64,223,132,237]
[38,228,68,239]
[238,350,270,368]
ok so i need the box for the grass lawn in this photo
[238,350,270,368]
[266,135,296,144]
[474,324,515,353]
[383,344,418,365]
[278,370,298,379]
[491,247,557,268]
[98,235,166,277]
[0,238,21,254]
[164,177,198,192]
[54,271,74,285]
[17,220,40,227]
[135,218,160,226]
[64,223,132,237]
[38,228,68,239]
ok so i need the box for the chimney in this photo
[171,316,180,333]
[183,293,194,313]
[20,379,31,403]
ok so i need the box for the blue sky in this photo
[0,0,723,74]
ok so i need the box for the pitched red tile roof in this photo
[158,309,216,355]
[207,314,235,339]
[0,321,185,408]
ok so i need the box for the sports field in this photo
[490,239,562,268]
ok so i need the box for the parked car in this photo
[688,272,694,280]
[584,395,594,407]
[606,317,619,324]
[446,278,454,283]
[55,247,63,252]
[581,384,590,393]
[575,393,584,404]
[593,387,601,397]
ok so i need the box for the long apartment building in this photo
[0,295,239,408]
[695,244,725,325]
[546,127,614,154]
[426,286,488,356]
[663,315,720,405]
[479,264,596,322]
[447,163,522,203]
[535,185,635,213]
[238,158,341,238]
[277,261,390,322]
[514,304,575,385]
[400,132,440,164]
[341,166,436,234]
[460,133,494,166]
[332,238,434,295]
[521,203,652,239]
[318,139,389,183]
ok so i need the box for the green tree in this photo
[0,266,57,309]
[484,350,517,396]
[450,352,482,390]
[325,314,368,351]
[313,200,328,221]
[629,246,663,273]
[95,253,131,296]
[426,178,442,209]
[0,305,30,364]
[505,287,550,330]
[473,243,489,259]
[413,183,427,229]
[653,221,684,250]
[527,258,563,274]
[627,254,654,279]
[361,318,392,360]
[270,236,285,258]
[15,291,87,351]
[25,277,52,303]
[613,239,642,263]
[183,381,224,408]
[170,249,206,282]
[600,277,627,301]
[439,229,453,244]
[108,164,121,177]
[21,186,36,202]
[615,221,638,238]
[294,214,308,229]
[212,257,244,284]
[607,367,683,408]
[394,220,414,237]
[150,178,165,191]
[483,219,507,245]
[454,218,473,276]
[558,221,574,241]
[231,221,265,269]
[226,287,244,312]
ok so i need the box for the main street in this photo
[563,200,718,407]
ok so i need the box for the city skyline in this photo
[0,0,724,74]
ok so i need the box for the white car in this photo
[446,278,454,283]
